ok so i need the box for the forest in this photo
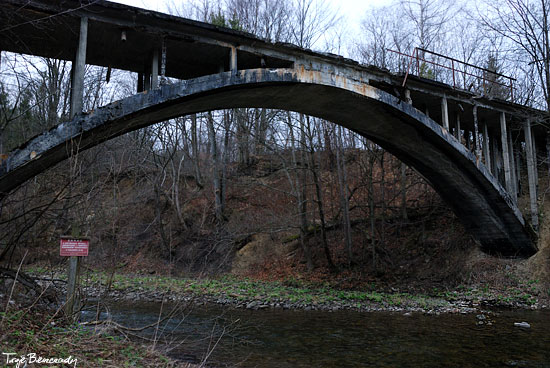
[1,0,550,365]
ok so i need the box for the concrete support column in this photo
[491,139,505,186]
[404,89,412,105]
[137,72,144,93]
[524,119,539,230]
[144,71,151,91]
[500,112,513,194]
[473,106,482,160]
[465,129,471,151]
[441,96,449,130]
[482,123,491,173]
[532,132,539,184]
[230,46,237,74]
[151,49,159,89]
[508,129,517,202]
[455,113,462,143]
[70,17,88,118]
[515,143,522,195]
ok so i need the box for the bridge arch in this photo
[0,68,536,256]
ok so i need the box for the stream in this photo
[81,301,550,367]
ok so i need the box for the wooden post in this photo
[441,96,449,130]
[230,46,237,74]
[482,123,491,173]
[151,49,159,89]
[67,17,87,319]
[65,228,81,321]
[524,119,539,230]
[500,112,513,194]
[70,17,88,118]
[65,254,80,320]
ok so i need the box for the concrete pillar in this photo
[144,72,151,91]
[230,46,237,74]
[491,136,500,181]
[161,39,167,78]
[455,113,462,143]
[466,129,471,151]
[515,143,522,195]
[473,106,481,161]
[425,107,430,118]
[532,131,539,184]
[137,72,144,93]
[482,123,491,172]
[508,129,517,202]
[70,17,88,118]
[500,112,513,194]
[404,89,412,105]
[441,96,449,130]
[524,119,539,230]
[151,49,159,89]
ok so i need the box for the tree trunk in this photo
[306,116,336,272]
[190,113,203,188]
[207,111,223,223]
[336,125,352,266]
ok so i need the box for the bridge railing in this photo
[387,47,516,103]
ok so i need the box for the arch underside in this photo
[0,68,537,257]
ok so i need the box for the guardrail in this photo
[387,47,516,102]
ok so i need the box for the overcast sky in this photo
[109,0,394,37]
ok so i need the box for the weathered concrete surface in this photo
[0,68,537,256]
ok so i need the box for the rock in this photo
[476,314,486,321]
[403,312,412,317]
[246,301,258,309]
[514,322,530,328]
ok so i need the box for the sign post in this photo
[60,236,89,320]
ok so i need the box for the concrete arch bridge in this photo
[0,0,545,257]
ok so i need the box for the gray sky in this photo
[110,0,393,37]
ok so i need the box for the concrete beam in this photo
[524,119,539,230]
[500,112,513,194]
[441,95,449,130]
[70,17,88,118]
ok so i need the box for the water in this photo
[81,302,550,367]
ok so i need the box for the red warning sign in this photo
[60,237,89,257]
